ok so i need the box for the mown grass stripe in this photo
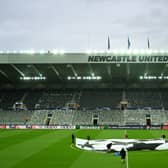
[12,131,81,168]
[10,130,101,168]
[0,130,168,168]
[0,130,52,150]
[0,130,75,168]
[69,130,122,168]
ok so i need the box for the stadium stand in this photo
[37,90,73,109]
[80,89,122,109]
[50,110,75,125]
[1,107,168,126]
[1,89,168,111]
[98,110,123,125]
[1,51,168,130]
[23,109,168,126]
[72,110,93,125]
[126,89,162,109]
[28,110,48,125]
[0,110,32,124]
[0,90,24,110]
[23,90,42,110]
[161,90,168,109]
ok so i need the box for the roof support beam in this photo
[67,64,78,76]
[0,69,9,79]
[107,64,112,78]
[32,65,41,76]
[50,65,62,80]
[161,64,168,76]
[10,64,24,77]
[88,64,94,76]
[126,63,130,80]
[145,64,149,76]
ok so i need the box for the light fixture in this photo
[20,75,46,81]
[67,76,102,80]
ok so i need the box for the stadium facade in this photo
[0,50,168,129]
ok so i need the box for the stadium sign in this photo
[1,53,168,63]
[88,55,168,63]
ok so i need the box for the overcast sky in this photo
[0,0,168,51]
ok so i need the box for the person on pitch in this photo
[120,148,126,163]
[72,134,75,144]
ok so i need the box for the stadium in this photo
[1,0,168,167]
[1,49,168,168]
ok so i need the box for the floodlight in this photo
[86,50,92,54]
[146,49,152,55]
[112,49,119,54]
[159,50,165,54]
[153,50,158,54]
[106,50,111,54]
[97,76,102,80]
[27,50,35,54]
[139,49,146,55]
[91,73,95,76]
[132,49,139,55]
[39,50,46,54]
[120,49,126,55]
[93,50,98,54]
[99,50,104,54]
[67,76,71,80]
[59,50,65,54]
[51,49,58,54]
[125,49,132,55]
[12,50,17,54]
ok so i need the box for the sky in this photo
[0,0,168,51]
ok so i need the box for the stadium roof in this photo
[0,51,168,89]
[1,49,168,63]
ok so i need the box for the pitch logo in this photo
[75,138,168,152]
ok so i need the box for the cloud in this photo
[0,0,168,50]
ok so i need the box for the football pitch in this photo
[0,129,168,168]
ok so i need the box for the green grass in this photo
[0,129,168,168]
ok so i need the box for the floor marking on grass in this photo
[126,150,129,168]
[70,144,109,155]
[124,129,128,136]
[70,144,83,152]
[124,130,129,168]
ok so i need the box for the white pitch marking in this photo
[126,150,129,168]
